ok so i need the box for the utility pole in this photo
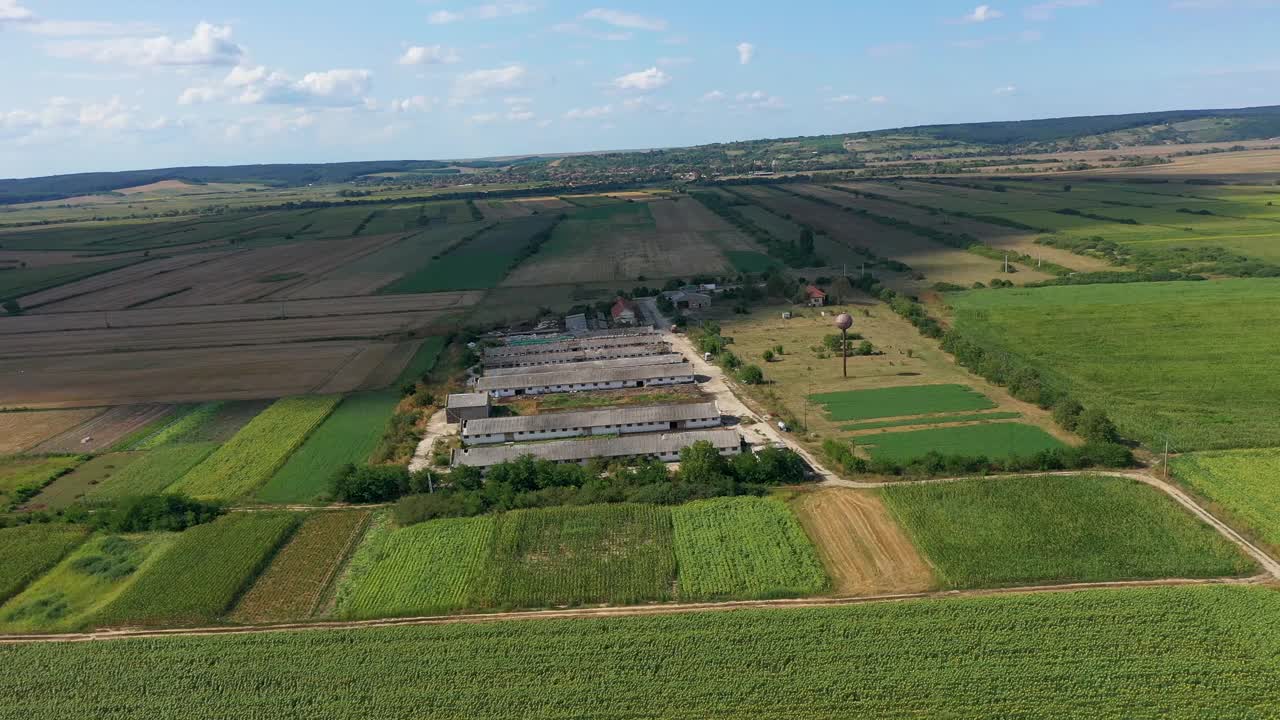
[1004,254,1010,274]
[1164,438,1170,480]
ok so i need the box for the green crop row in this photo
[1172,448,1280,550]
[0,524,90,604]
[860,422,1065,462]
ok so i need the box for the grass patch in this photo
[860,423,1065,462]
[882,474,1255,588]
[810,384,997,422]
[81,443,217,500]
[0,524,89,604]
[394,336,446,386]
[170,395,340,501]
[23,452,144,510]
[724,250,778,273]
[0,455,81,506]
[1172,448,1280,550]
[256,391,401,504]
[842,411,1021,431]
[381,215,557,292]
[672,497,827,600]
[134,403,222,449]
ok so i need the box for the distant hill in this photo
[3,104,1278,205]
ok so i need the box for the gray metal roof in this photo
[475,362,694,392]
[463,401,720,436]
[484,353,686,377]
[482,343,672,368]
[447,392,490,408]
[452,429,741,467]
[484,333,664,358]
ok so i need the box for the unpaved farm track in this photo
[0,575,1268,646]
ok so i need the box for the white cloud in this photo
[506,109,535,121]
[551,22,630,40]
[582,8,667,31]
[994,84,1018,95]
[957,5,1003,22]
[613,66,670,90]
[429,3,536,24]
[564,104,613,120]
[469,112,499,124]
[733,90,785,111]
[399,45,461,65]
[177,86,220,105]
[1025,0,1099,21]
[736,42,756,65]
[182,65,374,107]
[700,89,726,102]
[293,70,373,101]
[453,64,527,97]
[390,95,435,112]
[1,95,172,146]
[869,95,888,104]
[0,0,33,23]
[47,22,245,66]
[827,94,860,103]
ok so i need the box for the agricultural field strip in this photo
[0,313,445,358]
[0,575,1263,644]
[0,292,481,335]
[13,253,227,309]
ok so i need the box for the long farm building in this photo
[452,429,743,471]
[482,344,674,369]
[483,353,686,377]
[483,333,664,360]
[461,401,722,445]
[474,362,695,398]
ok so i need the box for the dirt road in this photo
[408,409,451,474]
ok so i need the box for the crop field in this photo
[861,422,1065,462]
[842,411,1021,431]
[950,279,1280,450]
[230,510,371,623]
[0,524,89,604]
[392,336,445,385]
[80,443,218,501]
[93,513,299,627]
[170,395,340,500]
[0,533,175,633]
[882,475,1255,588]
[0,408,102,452]
[479,504,675,608]
[810,384,997,422]
[23,452,143,510]
[0,455,81,506]
[381,215,556,293]
[134,403,221,449]
[3,586,1279,718]
[335,514,495,620]
[671,497,828,600]
[791,488,934,595]
[26,404,175,454]
[0,257,141,303]
[1172,448,1280,550]
[256,391,401,504]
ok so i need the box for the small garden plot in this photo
[170,395,340,500]
[0,524,89,604]
[843,411,1021,432]
[478,504,675,608]
[1173,448,1280,550]
[81,443,217,500]
[0,455,81,507]
[22,452,144,510]
[0,533,174,633]
[810,384,996,422]
[230,510,370,623]
[882,475,1255,589]
[861,422,1064,462]
[257,391,401,504]
[93,512,299,627]
[335,514,495,620]
[672,497,827,600]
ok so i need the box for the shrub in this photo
[738,365,765,385]
[1076,409,1119,443]
[91,494,225,533]
[333,464,412,503]
[1052,398,1084,431]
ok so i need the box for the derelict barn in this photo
[474,363,696,398]
[483,353,686,377]
[452,429,743,472]
[483,333,665,361]
[461,401,722,446]
[482,343,674,369]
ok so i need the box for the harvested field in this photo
[354,339,431,390]
[11,255,206,309]
[26,404,175,454]
[313,343,406,394]
[478,200,534,221]
[516,197,573,212]
[0,291,480,335]
[0,342,402,408]
[0,408,103,452]
[22,452,144,511]
[791,487,935,595]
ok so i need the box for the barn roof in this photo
[474,362,694,392]
[463,401,720,436]
[483,353,686,377]
[452,428,741,467]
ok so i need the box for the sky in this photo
[1,0,1278,178]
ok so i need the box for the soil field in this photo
[791,487,935,595]
[13,254,221,309]
[0,291,480,335]
[381,216,554,293]
[0,342,391,408]
[0,409,103,452]
[478,200,534,221]
[22,452,145,511]
[516,197,574,212]
[26,404,175,454]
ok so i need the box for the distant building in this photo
[484,353,686,377]
[475,363,695,398]
[482,343,674,369]
[446,393,491,424]
[461,401,721,445]
[611,297,638,325]
[483,332,658,361]
[564,313,589,333]
[805,285,827,307]
[452,429,743,472]
[661,290,712,311]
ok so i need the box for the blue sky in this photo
[1,0,1277,177]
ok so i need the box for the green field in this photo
[1173,448,1280,550]
[335,514,494,620]
[256,391,401,504]
[0,258,138,302]
[134,403,222,449]
[671,497,827,600]
[882,475,1255,588]
[810,384,996,422]
[950,279,1280,450]
[0,533,175,632]
[861,422,1066,462]
[80,443,217,500]
[530,202,653,261]
[93,513,299,627]
[843,411,1022,431]
[479,504,675,608]
[393,336,446,385]
[170,395,339,500]
[24,452,143,510]
[2,586,1278,718]
[723,250,778,272]
[0,524,89,604]
[0,455,81,505]
[231,510,370,623]
[380,215,557,292]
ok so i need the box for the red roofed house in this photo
[805,285,827,307]
[611,297,638,325]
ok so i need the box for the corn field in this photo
[0,524,89,605]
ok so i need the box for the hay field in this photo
[0,408,103,451]
[26,404,175,454]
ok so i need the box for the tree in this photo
[738,364,764,385]
[1075,408,1119,443]
[2,300,20,316]
[678,441,732,485]
[333,464,411,503]
[1052,398,1084,431]
[798,226,815,256]
[857,340,874,356]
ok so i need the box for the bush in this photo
[762,349,775,362]
[738,365,765,385]
[1052,398,1084,431]
[333,464,412,503]
[92,494,225,533]
[1076,409,1119,443]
